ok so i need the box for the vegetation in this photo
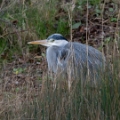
[0,0,120,119]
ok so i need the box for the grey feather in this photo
[46,41,105,84]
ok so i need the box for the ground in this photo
[0,1,120,119]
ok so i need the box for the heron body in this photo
[28,33,105,85]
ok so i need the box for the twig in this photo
[0,30,28,38]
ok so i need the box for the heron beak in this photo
[28,40,48,46]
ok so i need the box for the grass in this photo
[0,0,120,120]
[0,0,69,63]
[1,72,119,120]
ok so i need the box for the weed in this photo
[0,0,120,120]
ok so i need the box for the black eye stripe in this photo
[47,34,67,41]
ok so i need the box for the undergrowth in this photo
[0,0,120,120]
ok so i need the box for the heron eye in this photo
[50,39,55,42]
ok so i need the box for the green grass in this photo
[0,0,102,63]
[0,0,69,63]
[0,0,120,120]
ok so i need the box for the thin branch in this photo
[0,30,28,38]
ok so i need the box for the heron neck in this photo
[57,41,68,47]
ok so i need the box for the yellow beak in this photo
[28,40,48,46]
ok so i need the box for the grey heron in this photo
[28,33,105,86]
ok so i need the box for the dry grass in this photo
[0,0,120,120]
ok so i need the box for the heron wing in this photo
[61,42,105,81]
[63,42,105,68]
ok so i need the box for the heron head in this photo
[28,33,68,47]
